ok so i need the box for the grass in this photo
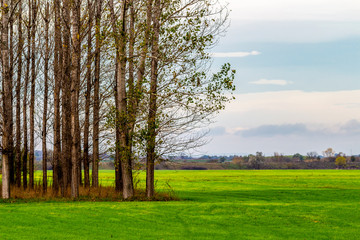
[1,170,360,239]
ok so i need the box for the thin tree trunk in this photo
[53,0,62,193]
[117,1,134,199]
[114,51,122,192]
[77,133,82,186]
[9,3,15,186]
[42,2,50,192]
[129,0,152,130]
[127,1,135,117]
[23,0,32,190]
[92,0,102,188]
[1,0,11,199]
[62,0,72,194]
[146,0,161,198]
[71,0,81,198]
[29,0,37,189]
[126,0,135,166]
[126,2,152,194]
[15,0,23,188]
[83,0,92,188]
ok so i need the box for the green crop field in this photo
[1,170,360,239]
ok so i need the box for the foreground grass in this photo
[1,170,360,239]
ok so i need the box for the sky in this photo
[198,0,360,156]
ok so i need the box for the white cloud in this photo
[213,90,360,129]
[198,89,360,155]
[212,51,261,58]
[249,79,293,86]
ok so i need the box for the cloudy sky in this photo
[199,0,360,156]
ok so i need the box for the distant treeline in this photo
[25,153,360,171]
[159,153,360,170]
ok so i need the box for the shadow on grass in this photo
[0,184,179,203]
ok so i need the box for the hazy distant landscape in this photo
[30,149,360,171]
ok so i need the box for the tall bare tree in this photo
[23,0,32,190]
[118,0,134,199]
[1,0,12,199]
[42,1,50,192]
[15,0,23,188]
[83,0,93,188]
[70,0,81,198]
[52,0,62,193]
[29,0,38,189]
[8,0,15,185]
[114,52,122,192]
[61,0,72,194]
[146,0,160,198]
[92,0,102,188]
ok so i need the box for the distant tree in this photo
[323,148,335,158]
[337,152,346,157]
[232,156,243,165]
[273,152,284,162]
[335,156,346,169]
[351,156,356,162]
[307,151,318,160]
[292,153,304,161]
[249,152,265,169]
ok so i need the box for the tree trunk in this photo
[15,0,23,188]
[127,1,135,119]
[77,115,82,187]
[126,0,135,168]
[42,2,50,193]
[62,0,72,195]
[29,0,37,189]
[146,0,161,198]
[114,51,122,192]
[109,0,134,199]
[129,0,152,131]
[1,0,11,199]
[23,0,32,190]
[8,2,15,186]
[117,1,134,199]
[92,0,102,188]
[83,0,93,188]
[71,0,81,198]
[53,0,62,193]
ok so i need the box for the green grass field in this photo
[1,170,360,239]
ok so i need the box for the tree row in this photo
[0,0,235,199]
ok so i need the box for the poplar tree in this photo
[1,0,12,199]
